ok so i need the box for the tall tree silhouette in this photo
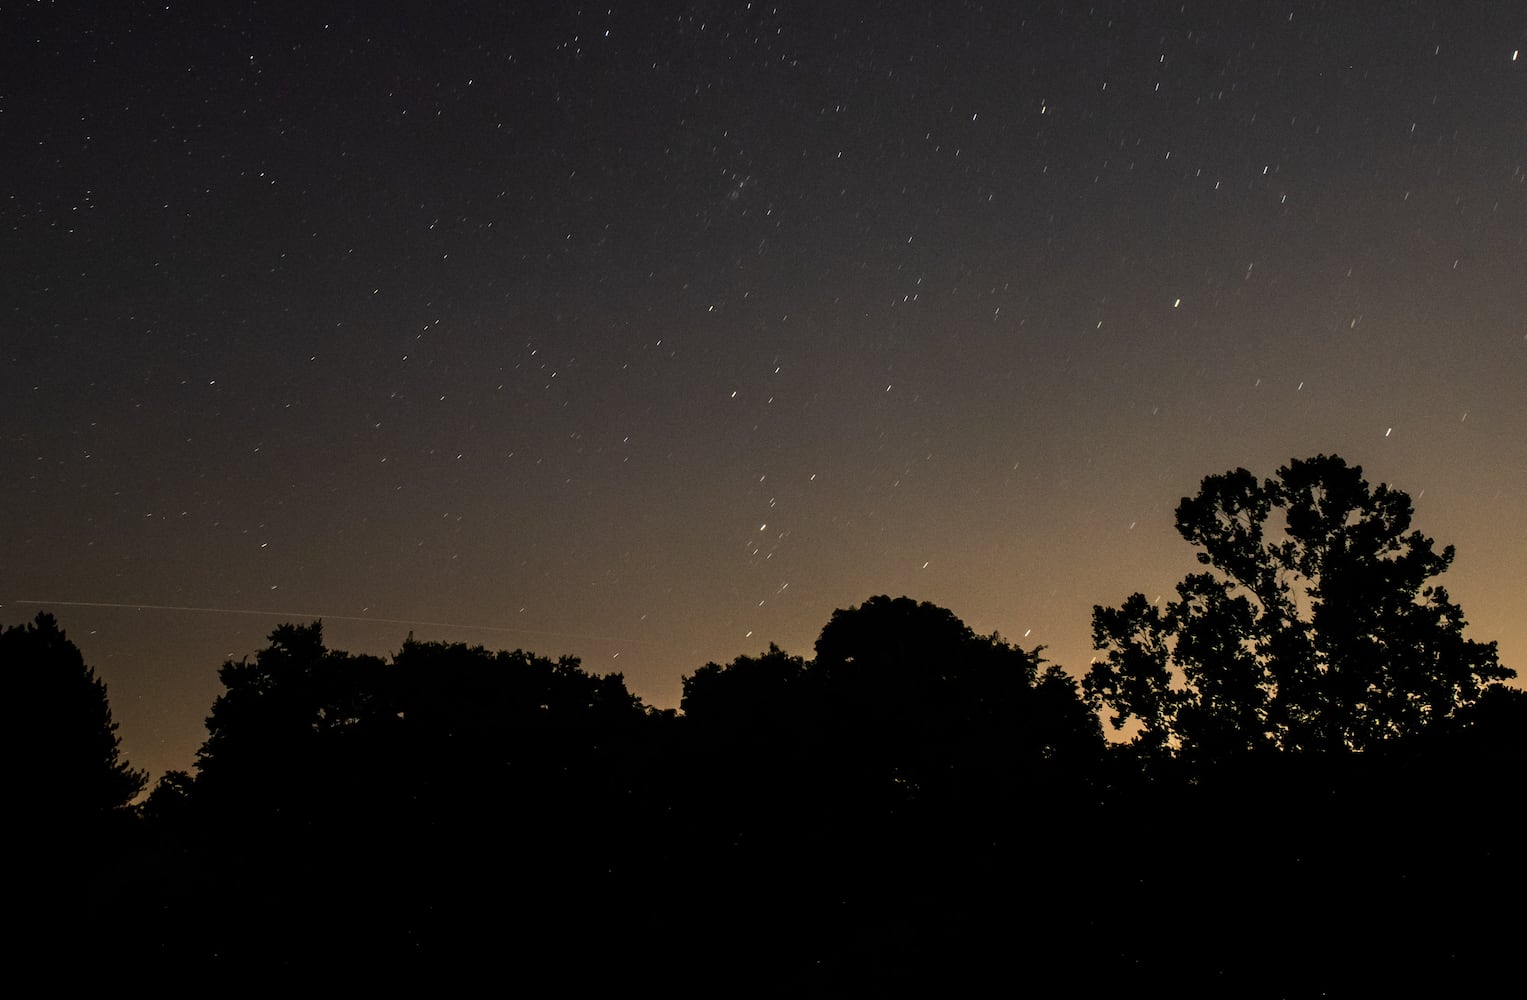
[193,620,388,827]
[2,612,146,824]
[814,596,1102,781]
[1085,455,1513,757]
[674,598,1105,991]
[682,597,1102,814]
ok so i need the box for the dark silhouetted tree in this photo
[2,612,146,823]
[192,621,648,831]
[193,620,388,825]
[682,642,812,732]
[814,596,1102,773]
[677,642,823,832]
[1085,455,1514,758]
[682,597,1102,812]
[673,598,1105,990]
[140,768,197,829]
[162,621,657,976]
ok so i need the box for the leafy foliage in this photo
[683,596,1103,810]
[20,569,1523,989]
[2,612,146,821]
[1085,455,1513,756]
[190,621,649,835]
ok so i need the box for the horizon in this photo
[6,3,1523,785]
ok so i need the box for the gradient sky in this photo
[5,2,1524,784]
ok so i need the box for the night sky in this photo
[6,2,1524,785]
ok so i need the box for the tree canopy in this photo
[2,612,146,822]
[682,596,1103,808]
[189,621,649,834]
[12,556,1523,989]
[1085,454,1514,758]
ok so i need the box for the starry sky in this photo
[5,1,1524,784]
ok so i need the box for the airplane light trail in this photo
[9,600,649,646]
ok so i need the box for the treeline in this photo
[9,600,1524,993]
[10,455,1526,992]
